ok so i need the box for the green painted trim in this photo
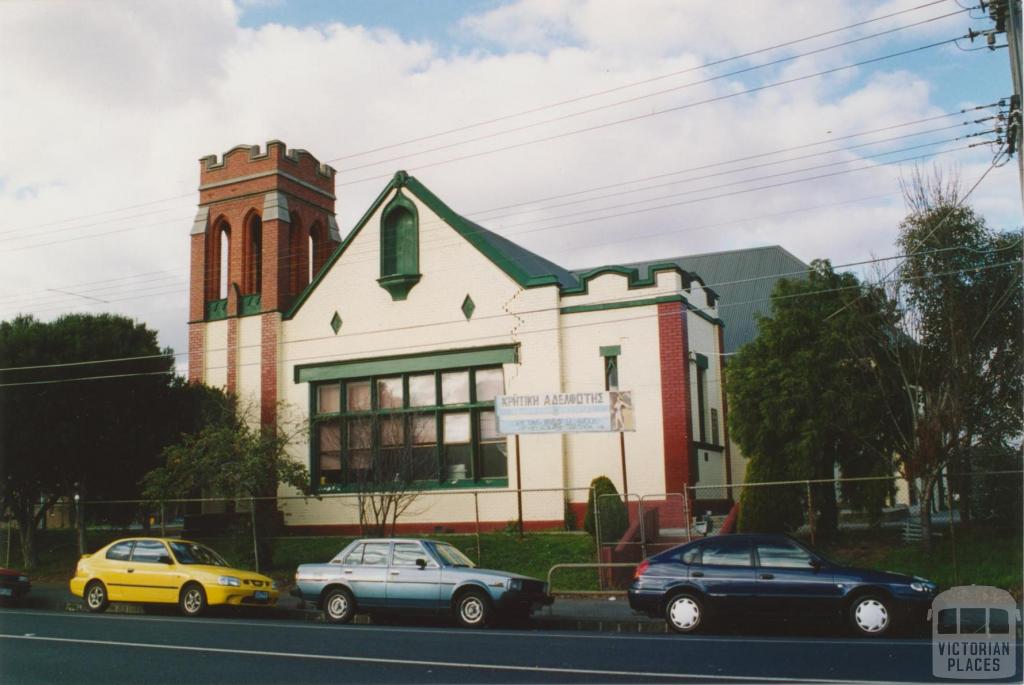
[239,294,262,316]
[295,344,519,384]
[688,305,725,327]
[205,299,228,321]
[599,345,621,357]
[285,171,567,321]
[377,273,422,301]
[284,174,403,320]
[562,262,691,297]
[315,478,509,494]
[694,352,709,370]
[559,294,683,315]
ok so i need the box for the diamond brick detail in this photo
[461,295,475,320]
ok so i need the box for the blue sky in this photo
[1,0,1020,365]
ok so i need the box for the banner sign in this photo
[495,391,635,434]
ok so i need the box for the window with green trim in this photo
[312,365,507,489]
[378,192,421,300]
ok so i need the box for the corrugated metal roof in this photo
[603,246,810,354]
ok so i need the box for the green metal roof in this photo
[615,246,810,354]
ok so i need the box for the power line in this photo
[325,0,960,164]
[3,139,997,315]
[4,257,1018,387]
[6,242,1018,375]
[336,35,972,188]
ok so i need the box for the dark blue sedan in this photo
[628,534,937,636]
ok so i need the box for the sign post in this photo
[496,391,635,531]
[515,434,524,538]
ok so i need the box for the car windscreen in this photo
[431,542,475,568]
[169,541,229,567]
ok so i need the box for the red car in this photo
[0,567,31,604]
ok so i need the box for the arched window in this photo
[308,234,315,283]
[378,192,420,301]
[244,212,262,294]
[219,227,229,299]
[288,213,307,296]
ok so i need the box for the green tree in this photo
[729,262,897,536]
[857,168,1023,546]
[0,314,212,568]
[141,399,311,570]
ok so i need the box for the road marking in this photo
[0,633,916,683]
[0,608,935,647]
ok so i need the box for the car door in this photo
[124,539,179,604]
[342,542,390,608]
[99,540,135,601]
[385,541,442,611]
[753,538,839,618]
[689,537,757,614]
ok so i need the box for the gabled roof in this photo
[622,246,809,354]
[286,172,578,319]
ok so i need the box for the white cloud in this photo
[0,0,1018,372]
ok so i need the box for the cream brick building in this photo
[187,141,733,532]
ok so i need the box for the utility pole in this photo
[990,0,1023,207]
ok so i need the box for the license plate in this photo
[253,591,268,601]
[0,588,12,597]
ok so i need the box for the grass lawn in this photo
[813,527,1023,600]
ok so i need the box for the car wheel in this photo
[84,581,109,613]
[179,583,207,617]
[323,588,355,624]
[849,595,891,637]
[454,589,491,628]
[665,592,703,634]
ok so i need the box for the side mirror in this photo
[809,558,823,570]
[415,558,427,570]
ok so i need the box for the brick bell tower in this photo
[188,141,340,425]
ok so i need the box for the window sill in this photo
[377,273,422,301]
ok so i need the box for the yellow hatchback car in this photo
[69,537,278,617]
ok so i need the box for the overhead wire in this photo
[2,256,1018,387]
[4,240,1019,376]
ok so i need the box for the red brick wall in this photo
[187,141,341,421]
[260,312,280,427]
[658,301,694,498]
[187,324,204,384]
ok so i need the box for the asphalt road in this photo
[4,607,1020,684]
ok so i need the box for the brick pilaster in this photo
[658,301,694,498]
[187,324,205,384]
[260,312,280,427]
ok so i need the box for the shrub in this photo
[736,460,804,533]
[583,476,629,543]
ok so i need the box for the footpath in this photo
[24,582,668,633]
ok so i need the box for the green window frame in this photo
[311,365,508,492]
[377,191,421,301]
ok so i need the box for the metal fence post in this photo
[805,481,815,546]
[591,486,602,590]
[946,484,959,585]
[159,502,166,538]
[250,496,260,573]
[473,492,481,564]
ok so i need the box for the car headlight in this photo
[910,581,934,592]
[18,576,28,583]
[218,576,241,587]
[507,578,522,591]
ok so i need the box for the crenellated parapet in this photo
[200,139,335,180]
